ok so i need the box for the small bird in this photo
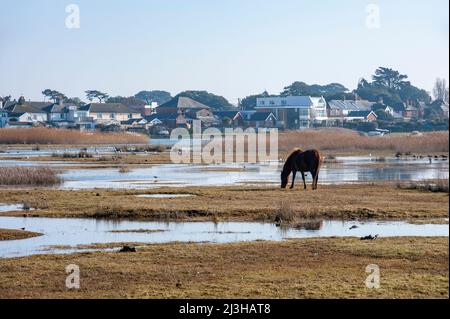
[20,227,25,231]
[349,225,359,230]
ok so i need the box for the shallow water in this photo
[0,204,27,212]
[0,217,448,258]
[0,154,448,189]
[58,157,448,189]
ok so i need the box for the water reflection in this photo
[0,216,448,258]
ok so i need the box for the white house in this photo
[255,96,328,129]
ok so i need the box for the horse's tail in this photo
[313,149,322,170]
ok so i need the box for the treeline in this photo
[1,67,448,113]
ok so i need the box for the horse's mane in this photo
[282,148,303,172]
[285,148,303,162]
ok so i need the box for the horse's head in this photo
[280,169,290,189]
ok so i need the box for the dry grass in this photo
[0,128,149,145]
[0,237,447,298]
[0,184,447,221]
[118,166,131,173]
[0,228,42,241]
[0,167,62,186]
[279,129,449,154]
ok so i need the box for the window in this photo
[299,109,309,117]
[97,113,103,119]
[110,113,115,119]
[270,100,275,105]
[128,114,132,119]
[260,101,265,106]
[281,100,287,106]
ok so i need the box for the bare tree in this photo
[433,78,449,102]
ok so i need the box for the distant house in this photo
[40,101,77,122]
[214,111,243,126]
[185,108,215,125]
[346,111,378,122]
[244,112,277,128]
[158,96,211,115]
[255,96,327,130]
[328,100,374,119]
[79,103,142,124]
[3,97,48,122]
[403,105,419,120]
[430,100,449,118]
[144,113,188,129]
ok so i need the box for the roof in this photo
[3,101,49,114]
[328,100,373,111]
[120,118,147,125]
[79,103,141,114]
[144,113,181,121]
[159,96,210,110]
[247,112,276,121]
[214,111,241,119]
[347,111,376,118]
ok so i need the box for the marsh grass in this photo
[0,128,149,145]
[51,151,93,159]
[0,167,62,186]
[279,129,449,154]
[115,145,167,153]
[118,166,131,173]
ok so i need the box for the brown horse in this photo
[281,149,322,190]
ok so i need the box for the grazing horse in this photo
[281,149,322,190]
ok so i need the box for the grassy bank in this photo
[0,184,447,221]
[0,167,62,186]
[0,237,447,298]
[279,129,449,154]
[0,128,149,145]
[0,228,43,241]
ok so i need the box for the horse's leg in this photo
[310,169,317,190]
[301,171,307,190]
[313,168,320,190]
[290,171,297,189]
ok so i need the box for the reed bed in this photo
[278,128,449,154]
[0,167,62,186]
[0,128,149,145]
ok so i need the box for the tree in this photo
[0,95,11,106]
[375,109,393,121]
[42,89,66,103]
[281,81,349,99]
[372,67,408,90]
[432,78,449,102]
[107,96,147,107]
[64,97,84,106]
[135,91,172,105]
[85,90,109,103]
[240,91,271,110]
[355,67,431,107]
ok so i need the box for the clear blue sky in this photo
[1,0,448,104]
